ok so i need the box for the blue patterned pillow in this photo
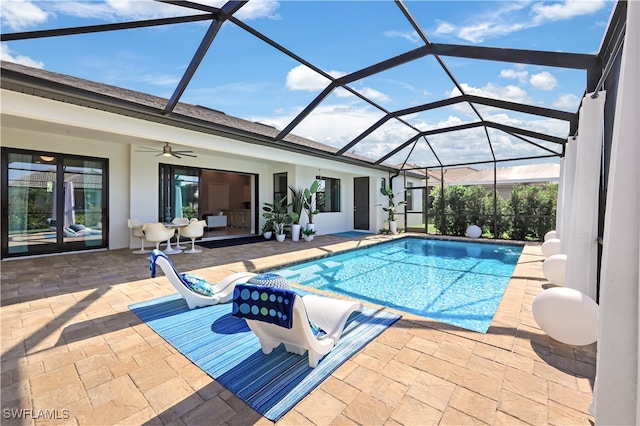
[309,320,327,338]
[247,273,292,290]
[179,273,215,296]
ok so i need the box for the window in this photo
[316,176,340,212]
[406,182,414,210]
[273,172,287,203]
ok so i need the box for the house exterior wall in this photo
[1,90,394,252]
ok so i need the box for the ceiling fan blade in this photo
[136,147,161,152]
[173,153,182,159]
[180,153,198,158]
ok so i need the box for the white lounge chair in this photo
[150,250,257,309]
[232,283,363,367]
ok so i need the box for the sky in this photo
[0,0,616,168]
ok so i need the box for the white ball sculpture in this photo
[465,225,482,238]
[542,254,567,286]
[541,238,562,258]
[532,287,599,346]
[544,230,557,242]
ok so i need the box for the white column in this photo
[592,1,640,423]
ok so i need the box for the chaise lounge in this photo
[150,250,257,309]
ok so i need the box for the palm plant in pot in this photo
[380,185,406,234]
[301,227,316,242]
[261,220,274,240]
[288,185,304,242]
[302,180,320,231]
[262,196,291,242]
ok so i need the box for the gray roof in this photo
[1,60,391,171]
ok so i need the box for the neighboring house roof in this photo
[452,164,560,186]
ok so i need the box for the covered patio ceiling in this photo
[0,0,627,171]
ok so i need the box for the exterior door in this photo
[353,177,369,230]
[1,148,108,259]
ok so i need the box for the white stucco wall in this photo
[2,90,395,253]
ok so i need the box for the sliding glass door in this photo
[1,148,108,258]
[159,164,200,222]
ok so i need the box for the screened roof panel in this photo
[383,138,441,170]
[350,119,419,163]
[244,1,415,73]
[487,129,563,161]
[287,89,387,150]
[424,128,496,166]
[0,0,619,170]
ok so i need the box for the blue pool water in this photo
[272,237,523,333]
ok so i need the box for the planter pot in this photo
[389,220,398,234]
[303,235,314,242]
[275,233,286,242]
[291,224,301,242]
[263,231,272,240]
[306,223,315,231]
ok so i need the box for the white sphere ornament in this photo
[532,287,599,346]
[544,230,557,241]
[542,254,567,286]
[541,238,562,258]
[466,225,482,238]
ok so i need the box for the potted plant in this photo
[263,196,291,242]
[303,180,320,231]
[301,227,316,242]
[261,220,274,240]
[288,186,304,242]
[380,185,406,235]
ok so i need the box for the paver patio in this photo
[1,233,596,425]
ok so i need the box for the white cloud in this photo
[500,68,529,84]
[529,71,558,90]
[531,0,606,23]
[286,65,343,91]
[450,82,530,104]
[437,0,607,43]
[3,0,279,29]
[553,93,581,109]
[0,0,49,30]
[336,86,392,103]
[0,44,44,68]
[434,20,456,36]
[383,30,421,44]
[458,22,526,44]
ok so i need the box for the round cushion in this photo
[466,225,482,238]
[247,273,291,290]
[542,254,567,286]
[532,287,599,346]
[541,238,562,258]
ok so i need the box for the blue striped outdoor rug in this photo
[129,292,400,421]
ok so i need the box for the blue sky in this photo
[1,0,616,167]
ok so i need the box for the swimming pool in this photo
[272,237,523,333]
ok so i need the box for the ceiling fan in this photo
[137,142,197,159]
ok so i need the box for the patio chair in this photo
[232,283,363,367]
[180,220,206,253]
[171,217,190,248]
[128,218,149,254]
[141,222,176,252]
[150,250,257,309]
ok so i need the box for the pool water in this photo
[272,237,523,333]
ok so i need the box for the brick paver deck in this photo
[1,233,596,425]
